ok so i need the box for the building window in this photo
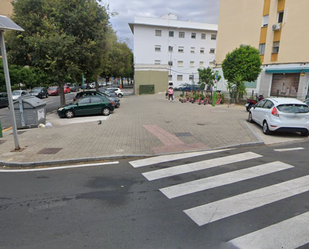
[190,47,195,53]
[262,15,269,27]
[209,48,215,54]
[199,61,204,68]
[179,32,185,38]
[211,34,217,40]
[200,47,205,54]
[155,30,162,36]
[201,33,206,39]
[190,61,194,67]
[259,44,265,55]
[155,60,161,65]
[189,75,194,80]
[178,46,184,53]
[155,45,161,52]
[177,75,183,81]
[191,33,196,39]
[168,46,173,52]
[272,42,280,53]
[168,61,173,66]
[278,11,284,23]
[169,31,174,37]
[178,61,183,67]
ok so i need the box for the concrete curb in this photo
[0,142,265,169]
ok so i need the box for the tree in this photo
[222,45,262,102]
[6,0,110,105]
[198,67,221,91]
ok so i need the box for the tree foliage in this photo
[222,45,262,83]
[198,67,221,90]
[6,0,110,105]
[222,45,261,102]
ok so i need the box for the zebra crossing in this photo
[129,148,309,249]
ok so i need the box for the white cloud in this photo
[104,0,220,49]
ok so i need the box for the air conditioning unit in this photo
[272,23,281,31]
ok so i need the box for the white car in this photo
[248,98,309,136]
[106,88,123,98]
[12,90,30,100]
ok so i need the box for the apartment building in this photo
[129,14,218,94]
[215,0,309,99]
[0,0,13,16]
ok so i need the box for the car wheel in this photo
[301,130,309,137]
[118,94,123,98]
[262,121,271,135]
[102,107,110,116]
[65,110,74,118]
[248,112,254,123]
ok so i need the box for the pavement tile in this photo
[0,92,306,166]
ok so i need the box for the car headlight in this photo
[58,107,63,111]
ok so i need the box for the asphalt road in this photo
[1,142,309,249]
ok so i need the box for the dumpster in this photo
[13,96,46,129]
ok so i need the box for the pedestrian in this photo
[168,87,174,102]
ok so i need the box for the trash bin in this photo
[13,96,46,129]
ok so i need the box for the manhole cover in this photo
[0,140,7,144]
[37,148,63,154]
[175,132,193,137]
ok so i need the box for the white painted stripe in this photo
[274,147,304,152]
[160,161,293,199]
[184,174,309,226]
[0,161,119,173]
[129,148,233,168]
[228,211,309,249]
[142,152,262,181]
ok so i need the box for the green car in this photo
[57,95,114,118]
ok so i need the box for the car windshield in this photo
[277,104,309,113]
[31,88,41,92]
[49,87,57,90]
[12,91,21,95]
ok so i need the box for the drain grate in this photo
[0,140,7,144]
[175,132,193,137]
[37,148,63,154]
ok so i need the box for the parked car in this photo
[248,98,309,136]
[48,86,60,96]
[64,86,71,94]
[73,90,120,108]
[29,87,48,99]
[65,83,79,92]
[12,90,30,100]
[174,83,201,92]
[0,92,9,108]
[106,88,123,98]
[57,95,114,118]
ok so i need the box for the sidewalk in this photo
[0,93,307,167]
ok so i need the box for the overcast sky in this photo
[104,0,220,49]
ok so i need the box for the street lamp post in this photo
[0,15,24,150]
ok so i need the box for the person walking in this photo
[168,87,174,102]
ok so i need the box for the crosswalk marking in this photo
[160,161,293,199]
[142,152,262,181]
[129,148,233,168]
[184,174,309,226]
[274,147,304,152]
[227,211,309,249]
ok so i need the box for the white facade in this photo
[129,14,218,88]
